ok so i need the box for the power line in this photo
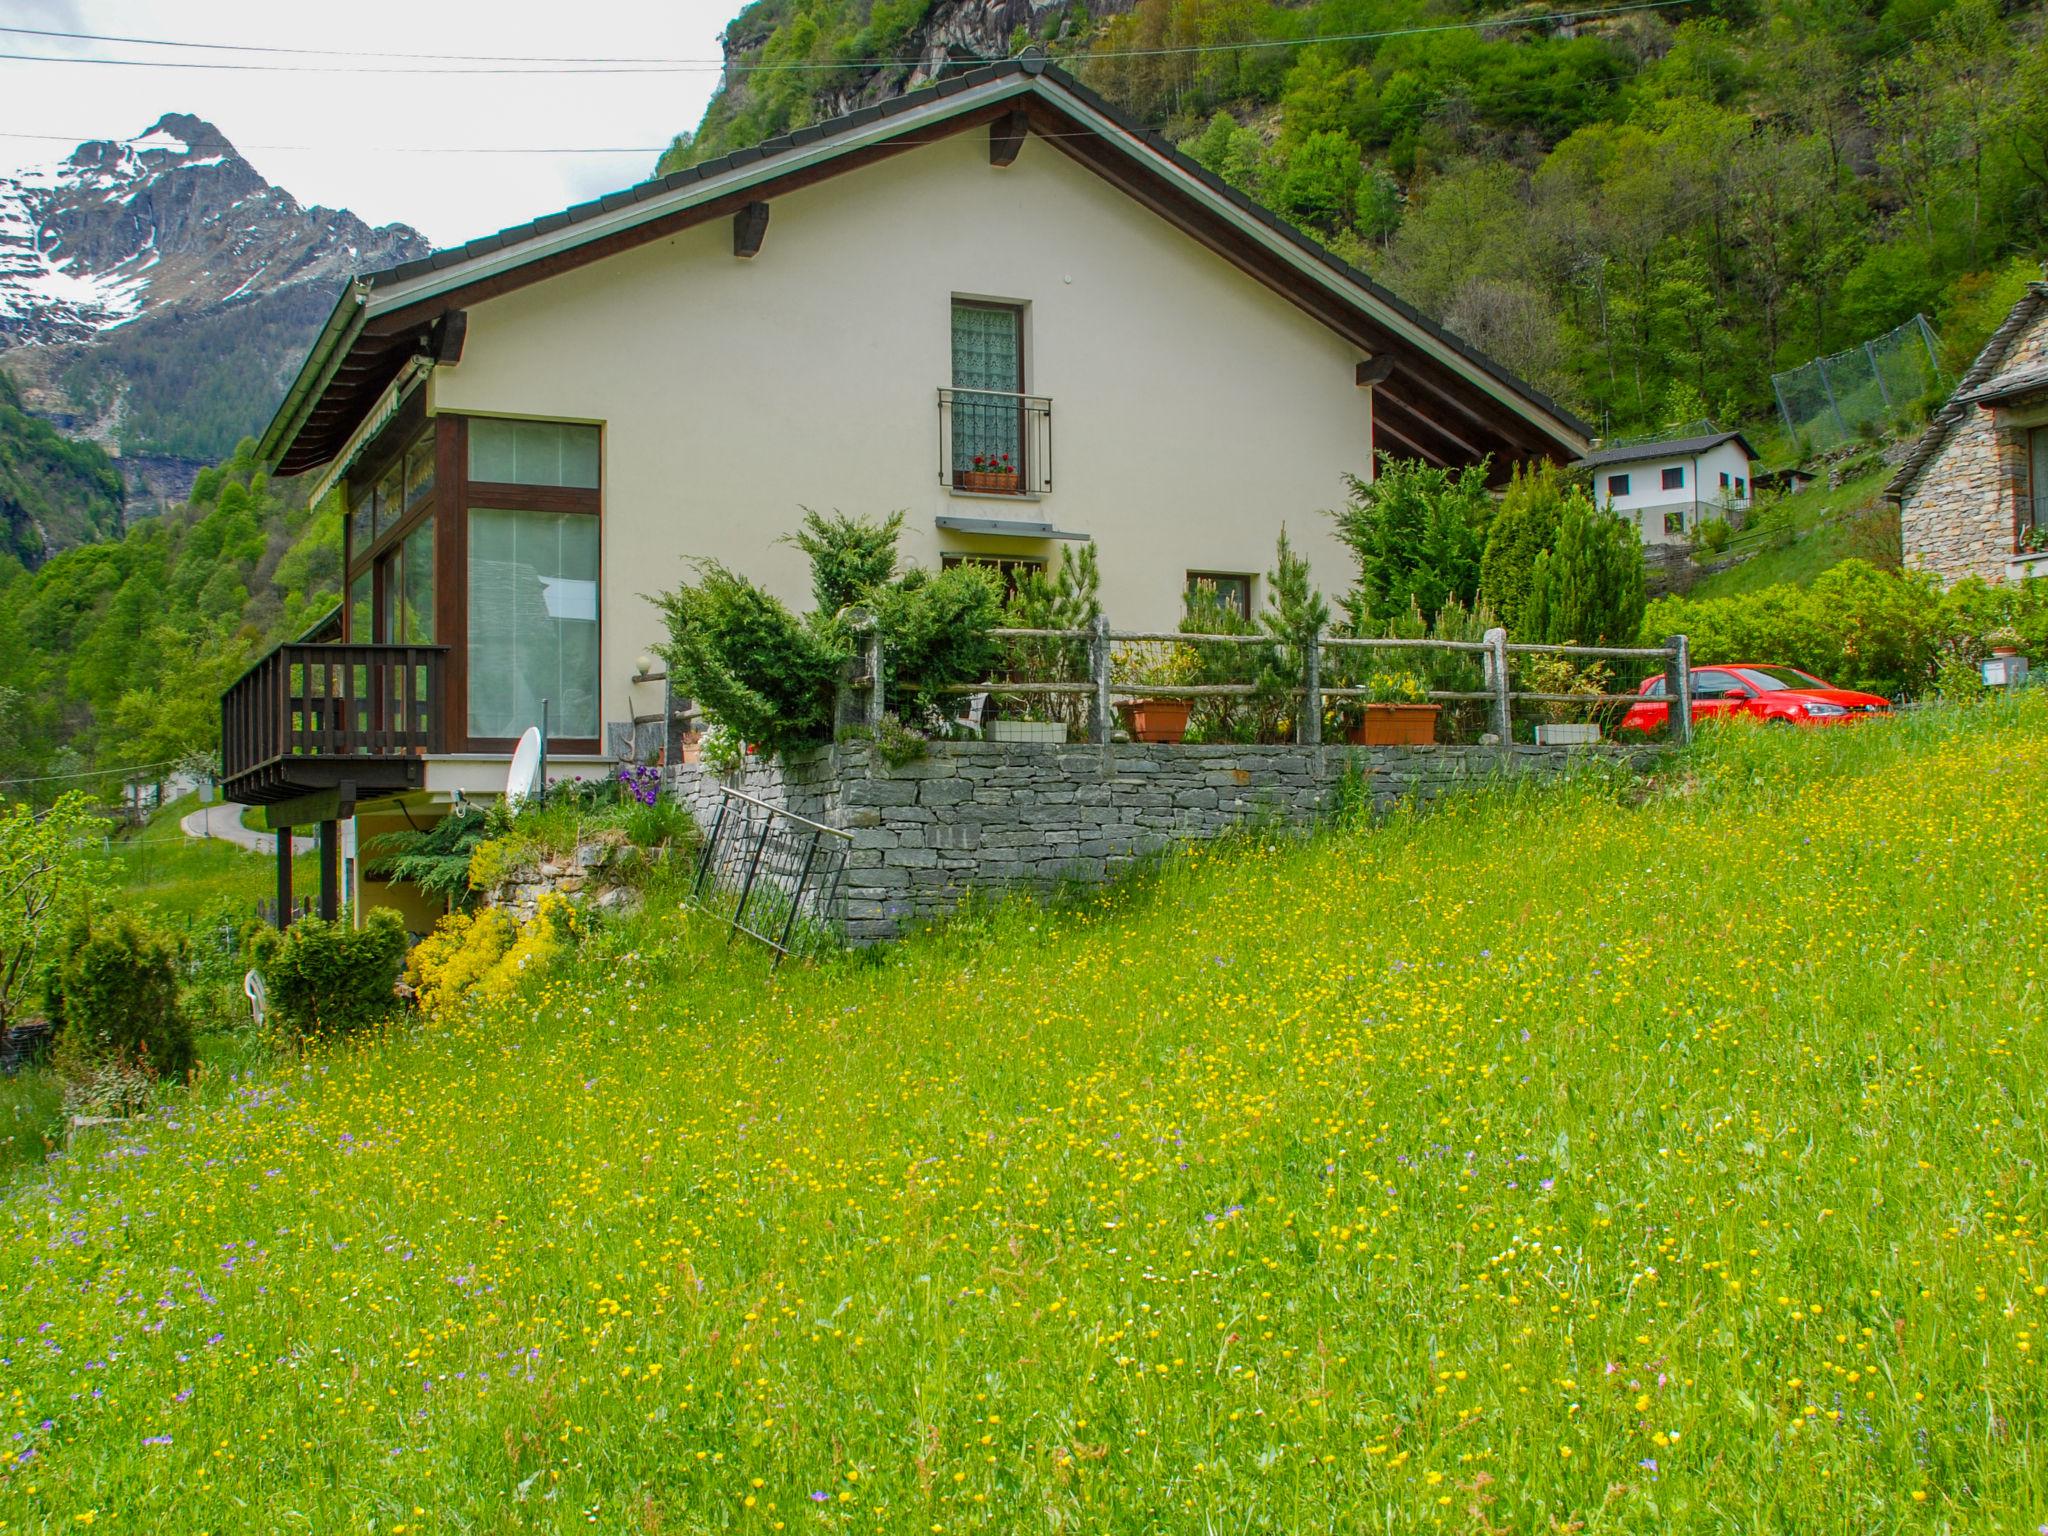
[0,21,719,66]
[0,758,187,788]
[0,2,1700,78]
[0,129,670,155]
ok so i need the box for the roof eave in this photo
[257,279,370,473]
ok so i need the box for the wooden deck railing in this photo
[221,643,448,786]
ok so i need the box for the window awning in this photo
[935,515,1091,541]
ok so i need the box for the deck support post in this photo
[318,820,340,922]
[275,829,294,931]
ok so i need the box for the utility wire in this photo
[0,2,1698,76]
[0,761,188,786]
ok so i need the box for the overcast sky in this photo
[0,0,738,246]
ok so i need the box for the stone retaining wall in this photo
[671,739,1655,942]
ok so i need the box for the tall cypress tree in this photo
[1522,500,1646,646]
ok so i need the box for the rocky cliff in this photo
[0,114,429,503]
[678,0,1132,169]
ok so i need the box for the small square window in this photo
[1607,473,1631,499]
[1719,471,1730,488]
[1662,466,1685,491]
[1187,572,1252,620]
[1664,510,1685,536]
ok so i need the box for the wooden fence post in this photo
[1090,613,1114,745]
[864,625,885,730]
[1665,633,1693,746]
[1299,625,1322,745]
[1483,627,1512,744]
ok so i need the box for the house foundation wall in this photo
[670,740,1657,942]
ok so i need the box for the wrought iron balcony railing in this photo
[938,388,1051,496]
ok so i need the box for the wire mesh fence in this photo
[690,787,852,966]
[1771,315,1942,453]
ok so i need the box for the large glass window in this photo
[468,419,600,488]
[951,301,1024,484]
[380,515,435,644]
[466,507,599,740]
[349,569,372,643]
[404,438,435,514]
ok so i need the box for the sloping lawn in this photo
[101,792,316,924]
[1684,467,1891,600]
[3,700,2044,1531]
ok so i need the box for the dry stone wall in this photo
[671,739,1657,941]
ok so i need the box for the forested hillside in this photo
[0,441,338,791]
[670,0,2048,439]
[0,372,123,568]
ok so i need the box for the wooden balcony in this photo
[220,643,448,807]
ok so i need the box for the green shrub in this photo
[785,508,902,615]
[1331,455,1492,629]
[1478,461,1576,633]
[653,564,844,756]
[364,804,503,909]
[1643,559,1989,697]
[0,792,108,1032]
[45,913,194,1086]
[867,564,1004,725]
[1693,517,1733,555]
[251,910,408,1041]
[1522,498,1646,645]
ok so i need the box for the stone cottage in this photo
[1890,282,2048,584]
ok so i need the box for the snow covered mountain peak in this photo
[0,114,426,345]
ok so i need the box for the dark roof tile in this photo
[1888,285,2048,501]
[1578,431,1756,469]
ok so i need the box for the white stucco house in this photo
[1577,430,1757,544]
[219,53,1588,926]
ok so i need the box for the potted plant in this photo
[1113,640,1195,744]
[1985,623,2026,659]
[1349,670,1439,746]
[2018,524,2048,556]
[958,451,1021,495]
[986,695,1069,744]
[1522,653,1611,745]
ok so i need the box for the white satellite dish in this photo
[505,726,544,810]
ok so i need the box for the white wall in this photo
[1591,440,1752,544]
[429,129,1377,742]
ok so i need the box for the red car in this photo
[1618,663,1892,735]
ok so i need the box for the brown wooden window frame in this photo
[443,413,605,758]
[341,396,435,647]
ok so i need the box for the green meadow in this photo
[1,699,2043,1532]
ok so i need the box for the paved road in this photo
[180,804,314,856]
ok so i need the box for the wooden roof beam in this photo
[990,109,1029,166]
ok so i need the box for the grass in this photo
[1685,465,1891,600]
[99,792,317,923]
[2,698,2045,1530]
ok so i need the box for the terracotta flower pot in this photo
[1349,702,1440,746]
[1119,698,1191,744]
[958,469,1022,495]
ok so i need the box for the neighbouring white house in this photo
[1577,430,1757,544]
[220,54,1588,928]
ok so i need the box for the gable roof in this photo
[1576,431,1757,470]
[260,54,1591,479]
[1888,282,2048,503]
